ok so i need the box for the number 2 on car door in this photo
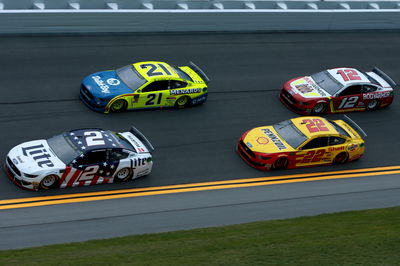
[145,93,162,105]
[338,96,358,109]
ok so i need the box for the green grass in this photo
[1,207,400,266]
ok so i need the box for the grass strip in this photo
[1,206,400,265]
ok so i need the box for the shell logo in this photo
[256,137,269,145]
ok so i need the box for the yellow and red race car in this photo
[237,116,366,171]
[80,61,209,113]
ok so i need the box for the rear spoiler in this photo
[372,67,398,88]
[343,115,367,140]
[130,126,154,152]
[189,61,210,84]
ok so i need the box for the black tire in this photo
[333,152,349,164]
[114,168,133,182]
[272,157,289,170]
[110,99,127,112]
[366,99,379,110]
[312,102,327,114]
[40,175,59,190]
[175,96,190,108]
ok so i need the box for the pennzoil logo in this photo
[261,129,287,150]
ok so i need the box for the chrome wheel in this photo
[40,175,58,189]
[367,100,378,110]
[175,96,189,108]
[114,168,132,182]
[272,157,288,170]
[334,152,348,164]
[110,99,127,112]
[312,102,326,114]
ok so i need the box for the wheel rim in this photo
[111,100,125,111]
[313,103,325,113]
[368,100,378,109]
[42,175,56,187]
[176,97,188,106]
[116,168,130,180]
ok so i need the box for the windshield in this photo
[273,120,308,149]
[47,134,81,164]
[174,67,193,82]
[329,121,350,138]
[116,65,147,91]
[311,71,343,95]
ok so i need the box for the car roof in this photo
[290,117,339,138]
[133,61,181,82]
[65,129,123,152]
[326,67,371,87]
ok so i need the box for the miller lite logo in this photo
[21,144,54,168]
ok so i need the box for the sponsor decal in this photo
[295,84,313,94]
[92,76,110,94]
[256,137,269,145]
[170,88,201,95]
[304,77,328,97]
[261,129,287,150]
[131,94,139,103]
[191,94,207,105]
[347,144,358,152]
[363,91,391,100]
[107,78,120,86]
[21,144,54,168]
[328,146,345,152]
[132,157,147,167]
[246,142,253,148]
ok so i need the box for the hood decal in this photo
[291,77,329,98]
[21,143,54,168]
[261,129,287,150]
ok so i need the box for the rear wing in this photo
[189,61,210,84]
[372,67,398,88]
[130,126,154,152]
[343,115,367,140]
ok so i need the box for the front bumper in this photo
[4,159,37,191]
[279,90,310,115]
[236,141,272,171]
[80,85,108,113]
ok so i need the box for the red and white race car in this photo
[280,67,397,115]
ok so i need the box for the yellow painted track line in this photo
[1,165,400,205]
[1,167,400,210]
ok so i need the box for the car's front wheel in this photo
[114,168,133,182]
[312,102,327,114]
[40,175,59,190]
[272,157,288,170]
[110,99,127,112]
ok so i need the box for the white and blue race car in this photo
[4,127,153,191]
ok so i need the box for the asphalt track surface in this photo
[0,32,400,249]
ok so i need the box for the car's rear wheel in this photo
[40,175,59,190]
[367,99,379,110]
[110,99,127,112]
[114,168,133,182]
[272,157,288,170]
[175,96,190,108]
[312,102,326,114]
[333,152,349,164]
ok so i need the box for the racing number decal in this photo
[302,118,329,133]
[338,96,359,109]
[336,69,361,81]
[84,131,105,146]
[78,165,100,181]
[145,93,163,105]
[299,150,326,164]
[140,63,172,77]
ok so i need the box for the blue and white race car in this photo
[5,127,154,191]
[80,61,209,113]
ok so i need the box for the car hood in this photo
[7,140,65,175]
[82,70,133,99]
[289,76,330,98]
[243,126,295,154]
